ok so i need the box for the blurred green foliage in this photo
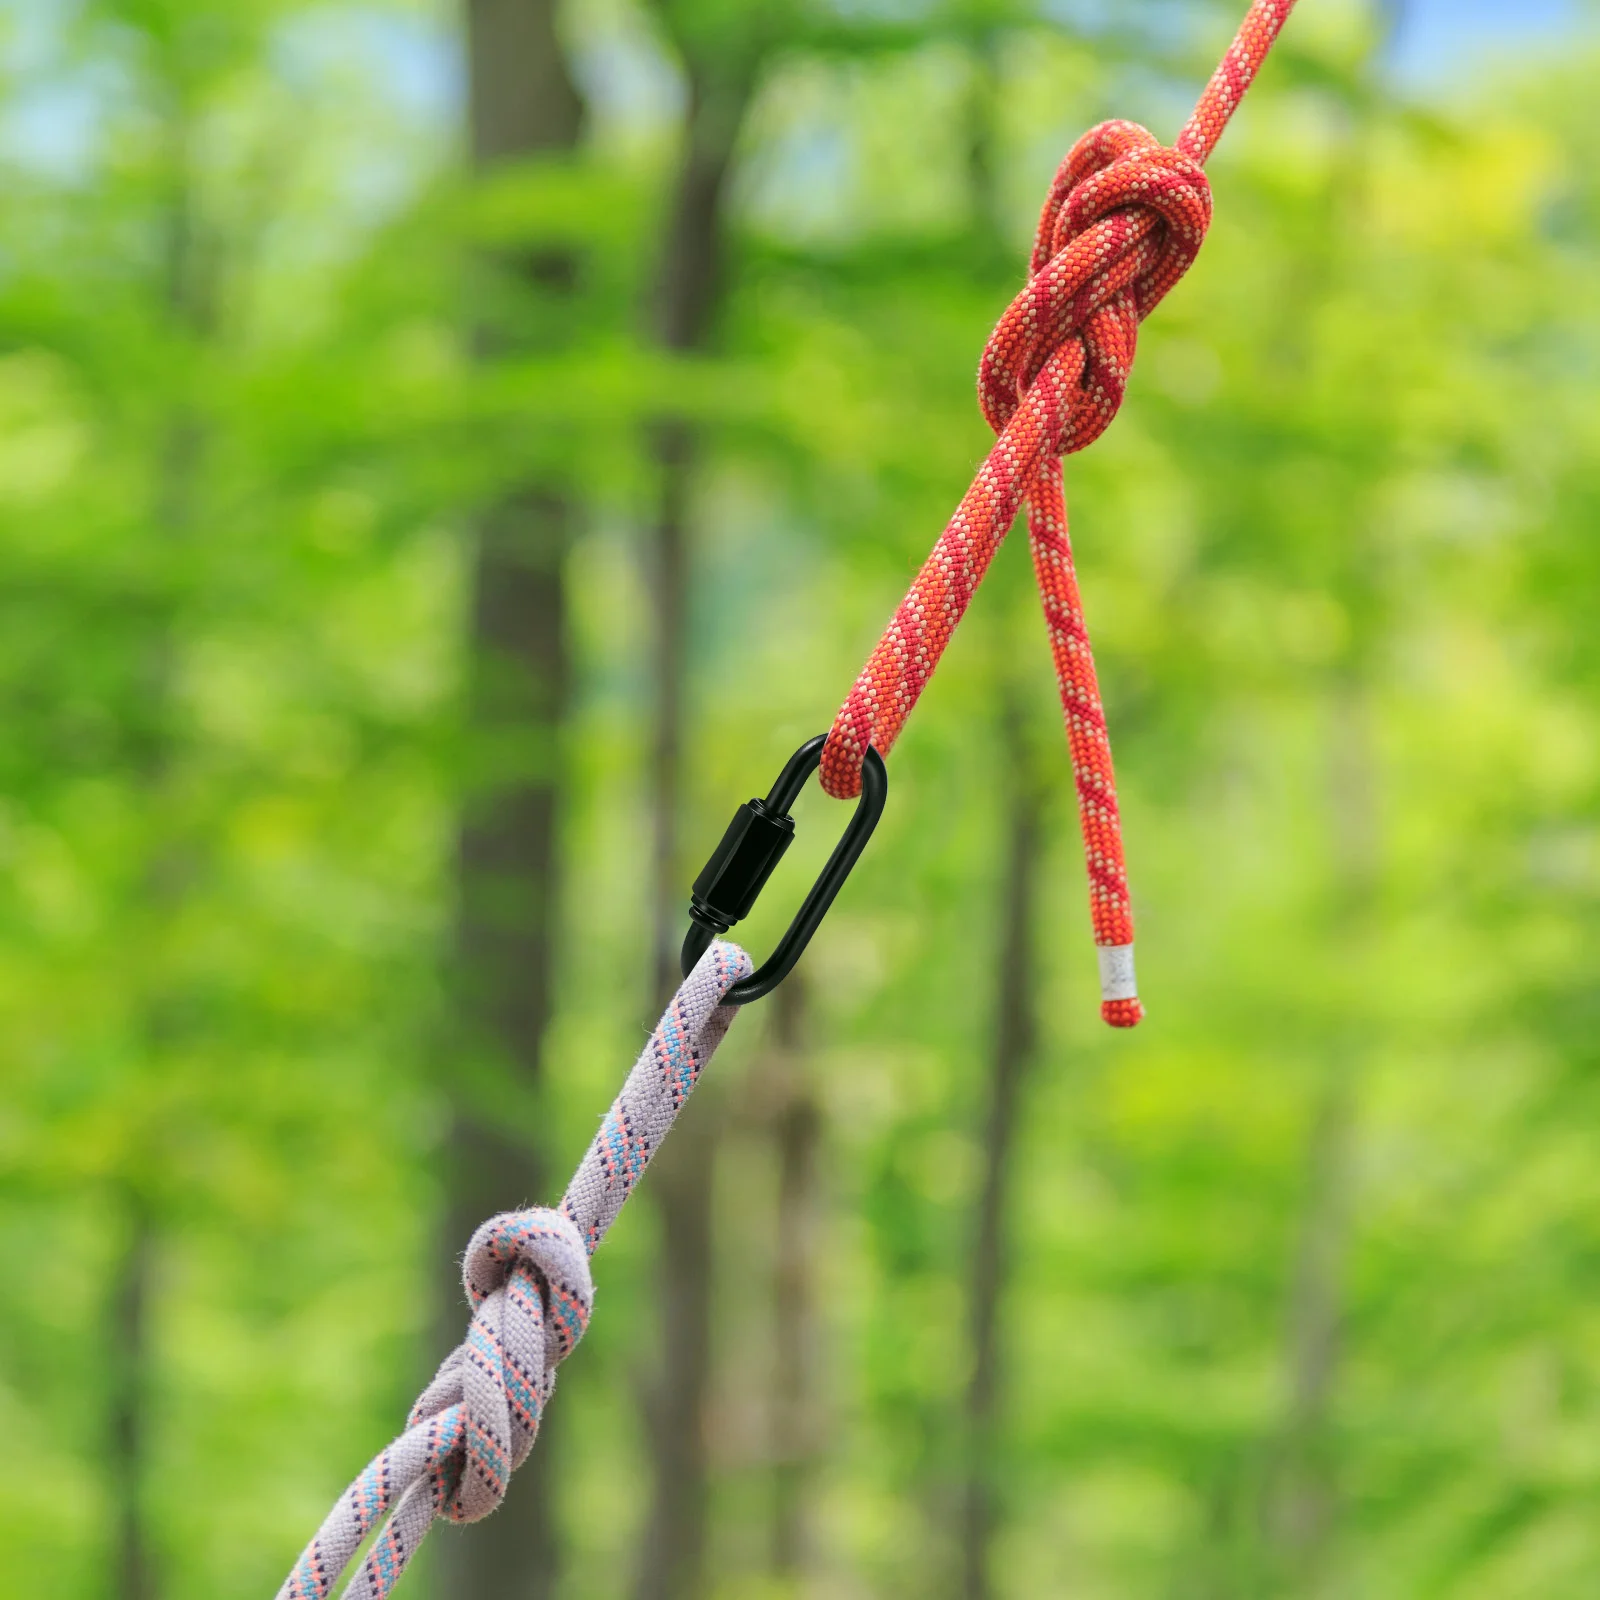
[0,0,1597,1595]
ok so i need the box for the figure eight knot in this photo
[416,1208,594,1523]
[979,120,1211,459]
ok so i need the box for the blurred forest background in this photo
[1,0,1598,1596]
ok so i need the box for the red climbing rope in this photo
[819,0,1298,1028]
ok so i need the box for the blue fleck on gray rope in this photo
[276,939,755,1600]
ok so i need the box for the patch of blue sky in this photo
[1387,0,1582,87]
[0,0,1593,184]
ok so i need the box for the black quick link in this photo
[681,734,887,1005]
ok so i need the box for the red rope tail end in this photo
[1102,996,1144,1029]
[1027,465,1142,1029]
[1096,945,1142,1028]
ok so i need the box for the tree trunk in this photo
[767,975,821,1583]
[106,125,217,1600]
[644,58,759,1001]
[961,701,1041,1600]
[1252,0,1395,1549]
[647,414,692,1008]
[634,50,760,1600]
[108,1186,155,1600]
[1264,675,1375,1591]
[434,4,583,1595]
[1267,1073,1353,1588]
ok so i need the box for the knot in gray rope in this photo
[416,1207,594,1524]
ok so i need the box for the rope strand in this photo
[820,0,1298,1027]
[276,942,754,1600]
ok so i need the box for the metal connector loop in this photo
[681,734,887,1005]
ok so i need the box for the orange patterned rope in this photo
[819,0,1298,1028]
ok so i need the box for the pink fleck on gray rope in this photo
[276,940,754,1600]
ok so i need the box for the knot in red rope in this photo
[979,120,1211,459]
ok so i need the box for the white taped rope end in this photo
[1096,943,1137,1003]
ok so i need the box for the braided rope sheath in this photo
[276,941,754,1600]
[820,0,1297,1027]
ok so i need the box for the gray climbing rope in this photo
[276,939,753,1600]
